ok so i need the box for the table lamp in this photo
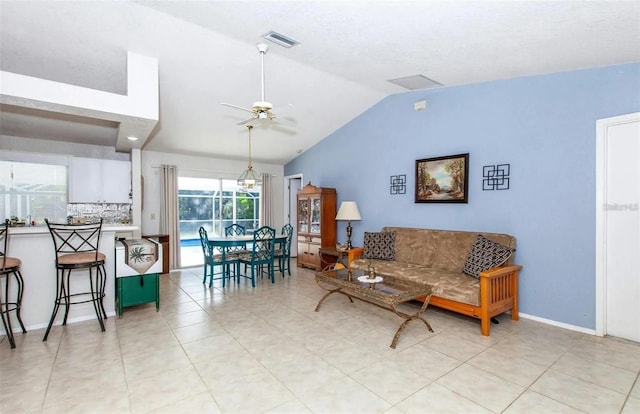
[335,201,361,250]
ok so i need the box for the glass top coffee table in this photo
[314,267,434,349]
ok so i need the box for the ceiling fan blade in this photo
[271,103,295,113]
[270,123,297,136]
[268,112,297,126]
[222,44,295,125]
[252,117,297,134]
[220,102,255,114]
[237,116,257,125]
[277,116,297,126]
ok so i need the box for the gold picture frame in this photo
[415,153,469,203]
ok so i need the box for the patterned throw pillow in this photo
[463,235,515,279]
[363,231,396,261]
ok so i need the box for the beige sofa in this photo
[350,227,522,336]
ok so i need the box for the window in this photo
[234,190,260,232]
[0,160,68,224]
[178,177,260,242]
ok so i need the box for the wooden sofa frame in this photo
[351,251,522,336]
[429,265,522,336]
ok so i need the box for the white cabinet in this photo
[101,159,131,203]
[70,157,131,203]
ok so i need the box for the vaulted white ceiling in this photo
[1,1,639,164]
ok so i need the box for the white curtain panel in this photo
[160,164,181,270]
[261,173,274,228]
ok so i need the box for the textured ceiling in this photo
[1,0,639,164]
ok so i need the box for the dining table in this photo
[208,234,287,281]
[208,234,255,251]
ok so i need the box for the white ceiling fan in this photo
[221,43,292,126]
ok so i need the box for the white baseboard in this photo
[518,312,597,336]
[0,311,118,335]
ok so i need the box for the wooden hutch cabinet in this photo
[296,182,337,270]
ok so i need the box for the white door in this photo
[596,112,640,341]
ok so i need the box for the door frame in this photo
[283,174,303,257]
[595,111,640,337]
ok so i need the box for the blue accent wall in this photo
[285,63,640,330]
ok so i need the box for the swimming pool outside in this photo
[180,239,203,268]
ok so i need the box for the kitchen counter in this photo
[2,225,140,335]
[8,224,138,235]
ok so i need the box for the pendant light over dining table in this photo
[237,124,262,190]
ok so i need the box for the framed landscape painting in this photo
[415,153,469,203]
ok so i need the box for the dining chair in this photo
[1,219,27,348]
[198,227,234,287]
[275,223,294,277]
[238,226,276,287]
[224,224,250,276]
[224,223,246,237]
[43,218,107,341]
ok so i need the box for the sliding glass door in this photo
[178,176,260,266]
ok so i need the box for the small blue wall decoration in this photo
[483,164,510,190]
[390,174,406,195]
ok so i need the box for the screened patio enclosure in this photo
[178,177,260,267]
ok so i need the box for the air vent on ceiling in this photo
[388,75,443,90]
[263,31,299,48]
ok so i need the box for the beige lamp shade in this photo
[335,201,361,221]
[335,201,361,250]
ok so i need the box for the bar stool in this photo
[1,219,27,349]
[43,218,107,341]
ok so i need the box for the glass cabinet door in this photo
[310,197,321,234]
[298,198,309,233]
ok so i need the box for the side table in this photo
[115,239,162,317]
[319,246,363,269]
[116,273,160,317]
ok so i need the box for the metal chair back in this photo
[225,224,248,254]
[0,220,27,348]
[281,223,294,257]
[45,218,104,267]
[250,226,276,263]
[225,224,246,236]
[0,219,9,272]
[199,226,214,261]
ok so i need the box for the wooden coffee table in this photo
[314,268,433,348]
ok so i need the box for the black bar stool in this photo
[1,219,27,349]
[43,218,107,341]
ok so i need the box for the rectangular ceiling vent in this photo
[263,31,300,48]
[388,75,443,90]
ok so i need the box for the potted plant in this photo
[10,216,25,227]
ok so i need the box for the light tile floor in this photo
[2,261,640,413]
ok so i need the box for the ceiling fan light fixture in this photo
[253,101,273,110]
[262,31,299,48]
[221,42,295,126]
